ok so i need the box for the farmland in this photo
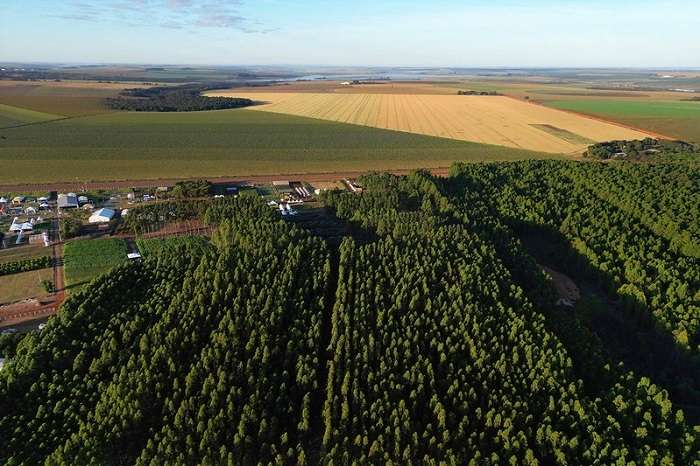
[546,100,700,142]
[0,79,151,116]
[0,268,53,305]
[0,103,61,128]
[211,91,651,153]
[0,108,553,185]
[63,238,128,289]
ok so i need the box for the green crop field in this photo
[0,104,62,129]
[546,99,700,142]
[0,108,556,185]
[63,238,128,289]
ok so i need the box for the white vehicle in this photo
[38,323,47,331]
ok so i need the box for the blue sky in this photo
[1,0,698,67]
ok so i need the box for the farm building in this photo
[58,193,79,209]
[272,181,294,194]
[89,208,115,224]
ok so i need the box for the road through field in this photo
[0,167,452,193]
[219,92,654,153]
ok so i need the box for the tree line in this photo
[105,84,254,112]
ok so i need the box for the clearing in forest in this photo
[215,92,653,153]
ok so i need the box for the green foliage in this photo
[170,179,212,198]
[105,84,253,112]
[320,171,698,464]
[0,197,329,465]
[1,172,697,465]
[63,238,128,288]
[60,209,86,239]
[0,256,52,276]
[41,279,55,293]
[450,159,700,351]
[585,138,699,160]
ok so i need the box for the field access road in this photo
[0,167,451,193]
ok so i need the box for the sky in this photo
[1,0,698,67]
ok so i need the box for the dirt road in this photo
[0,167,451,193]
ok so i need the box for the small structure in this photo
[8,217,31,233]
[78,195,89,205]
[12,196,25,206]
[37,196,48,203]
[29,232,50,246]
[89,208,115,224]
[39,202,50,210]
[273,180,294,194]
[81,203,95,211]
[57,193,79,209]
[25,206,37,216]
[127,252,142,260]
[121,209,129,217]
[343,179,364,194]
[0,197,7,205]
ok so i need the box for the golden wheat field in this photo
[211,91,653,153]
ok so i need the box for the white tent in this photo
[89,208,115,224]
[9,219,22,232]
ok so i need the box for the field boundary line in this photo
[505,95,673,140]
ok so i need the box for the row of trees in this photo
[0,196,330,465]
[0,256,52,276]
[449,160,700,352]
[319,172,697,464]
[1,174,697,464]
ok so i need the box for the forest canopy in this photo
[105,84,254,112]
[585,137,699,160]
[1,160,699,465]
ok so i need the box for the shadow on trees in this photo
[513,221,700,423]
